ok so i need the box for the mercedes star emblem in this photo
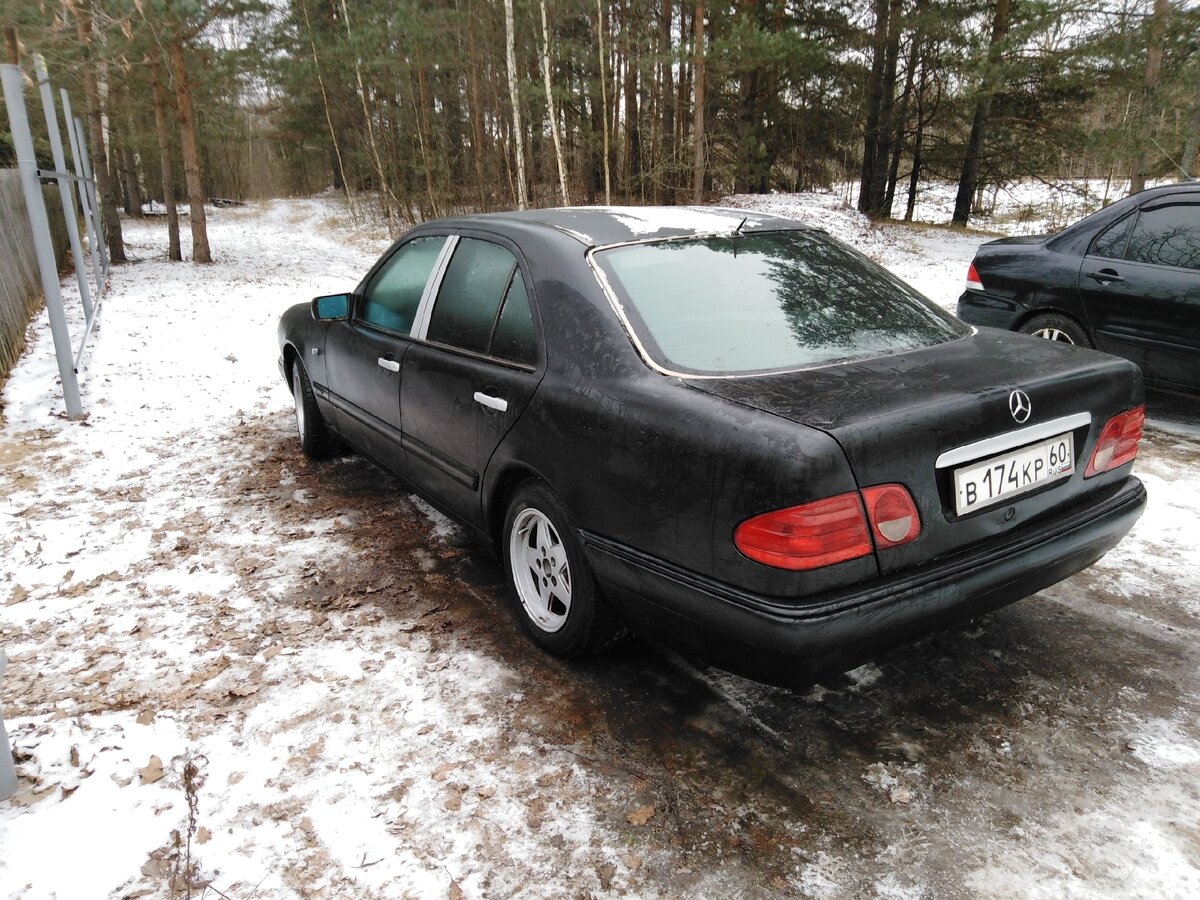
[1009,389,1032,423]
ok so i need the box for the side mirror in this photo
[311,293,351,321]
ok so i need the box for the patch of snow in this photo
[1129,719,1200,769]
[592,204,771,237]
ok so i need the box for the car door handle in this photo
[473,392,508,412]
[377,357,400,372]
[1088,269,1124,284]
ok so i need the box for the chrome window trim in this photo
[585,236,978,381]
[410,235,460,341]
[935,413,1092,469]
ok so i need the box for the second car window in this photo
[427,238,518,354]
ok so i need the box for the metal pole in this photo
[1,63,83,418]
[0,650,16,800]
[61,90,103,295]
[34,54,93,321]
[74,114,108,283]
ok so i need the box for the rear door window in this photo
[491,275,536,366]
[426,238,517,354]
[417,236,539,365]
[1090,214,1134,260]
[595,230,969,376]
[1124,203,1200,271]
[360,236,445,333]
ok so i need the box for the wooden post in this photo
[4,26,19,65]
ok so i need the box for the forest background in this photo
[1,0,1198,265]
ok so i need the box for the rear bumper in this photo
[583,476,1146,687]
[956,290,1025,330]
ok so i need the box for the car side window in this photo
[490,274,536,366]
[427,238,518,354]
[1090,214,1133,260]
[1124,203,1200,271]
[360,236,445,333]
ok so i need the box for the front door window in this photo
[361,236,445,333]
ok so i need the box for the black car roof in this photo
[423,205,807,247]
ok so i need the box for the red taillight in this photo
[966,262,984,291]
[1084,406,1144,477]
[733,492,871,571]
[861,484,921,548]
[734,484,922,570]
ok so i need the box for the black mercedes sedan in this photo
[957,182,1200,396]
[278,206,1146,686]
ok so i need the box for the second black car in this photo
[958,182,1200,395]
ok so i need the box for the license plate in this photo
[953,432,1074,515]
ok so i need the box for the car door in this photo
[323,235,452,468]
[399,235,544,528]
[1078,199,1200,390]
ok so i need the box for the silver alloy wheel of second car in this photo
[1032,327,1075,344]
[292,363,307,439]
[510,506,572,634]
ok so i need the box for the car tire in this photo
[502,482,624,659]
[1019,313,1093,348]
[292,358,335,459]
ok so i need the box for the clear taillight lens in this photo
[1084,406,1144,477]
[861,484,921,547]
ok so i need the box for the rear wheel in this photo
[292,358,334,459]
[1019,313,1092,348]
[502,482,623,658]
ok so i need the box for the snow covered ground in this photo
[1,194,1198,899]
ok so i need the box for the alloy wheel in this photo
[509,507,572,633]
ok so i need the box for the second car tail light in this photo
[966,262,984,292]
[1084,406,1145,477]
[734,493,872,571]
[861,484,921,547]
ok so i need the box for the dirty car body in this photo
[278,206,1146,687]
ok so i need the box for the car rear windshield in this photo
[595,230,971,376]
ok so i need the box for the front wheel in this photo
[502,482,623,659]
[1019,312,1093,348]
[292,358,334,459]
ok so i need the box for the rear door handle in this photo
[377,357,400,372]
[473,392,508,412]
[1088,269,1124,284]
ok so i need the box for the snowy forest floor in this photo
[1,193,1198,899]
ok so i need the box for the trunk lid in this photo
[684,330,1141,575]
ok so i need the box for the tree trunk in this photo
[1129,0,1168,194]
[658,0,675,203]
[338,0,400,226]
[120,144,143,217]
[1181,79,1200,181]
[597,0,612,204]
[905,43,930,222]
[620,1,642,200]
[885,19,922,216]
[168,36,211,263]
[298,0,353,213]
[691,0,705,203]
[73,0,127,262]
[540,0,570,204]
[504,0,528,209]
[150,55,181,261]
[467,1,489,209]
[858,0,890,216]
[952,0,1010,226]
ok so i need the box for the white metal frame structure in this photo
[1,53,108,418]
